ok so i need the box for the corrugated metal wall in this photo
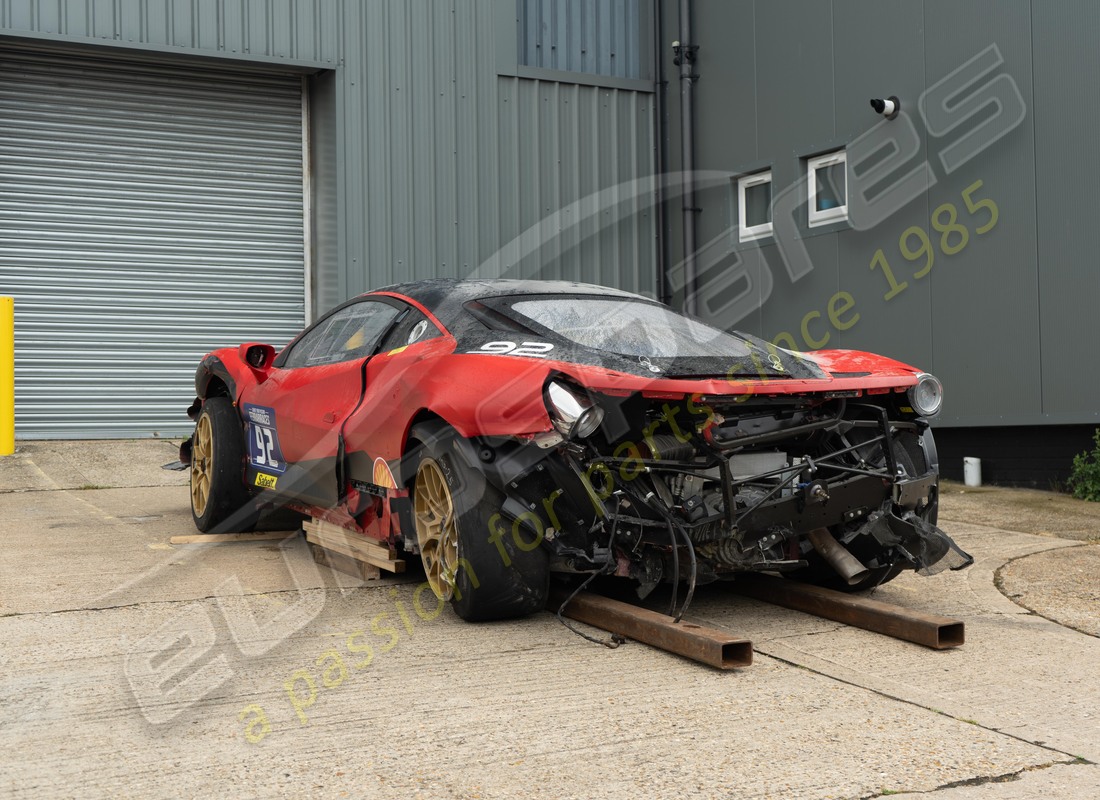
[0,0,657,438]
[490,78,655,290]
[519,0,647,79]
[0,0,341,62]
[1031,0,1100,420]
[669,0,1099,429]
[0,0,656,304]
[336,0,656,304]
[0,46,306,437]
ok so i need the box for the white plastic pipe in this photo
[963,457,982,487]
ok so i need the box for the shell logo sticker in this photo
[373,457,397,490]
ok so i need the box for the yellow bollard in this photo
[1,297,13,456]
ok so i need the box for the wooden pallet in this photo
[303,518,405,581]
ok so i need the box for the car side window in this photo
[282,301,403,369]
[377,307,443,353]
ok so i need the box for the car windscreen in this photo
[505,296,753,359]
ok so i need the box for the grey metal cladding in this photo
[734,0,841,361]
[691,0,756,170]
[752,0,835,170]
[491,78,657,294]
[0,0,341,65]
[831,0,932,371]
[519,0,645,79]
[0,0,657,298]
[0,0,659,439]
[1032,0,1100,421]
[923,0,1039,426]
[680,0,1081,427]
[347,0,656,298]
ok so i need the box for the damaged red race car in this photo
[182,279,971,621]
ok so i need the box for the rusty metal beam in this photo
[550,587,753,669]
[732,575,964,650]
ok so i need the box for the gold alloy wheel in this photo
[414,457,459,601]
[190,413,213,517]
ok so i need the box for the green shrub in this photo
[1067,429,1100,502]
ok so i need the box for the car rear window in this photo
[505,296,753,359]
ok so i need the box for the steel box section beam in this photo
[550,587,753,669]
[733,575,965,650]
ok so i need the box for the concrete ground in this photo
[1,441,1098,800]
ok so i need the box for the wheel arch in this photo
[195,355,238,402]
[189,395,257,533]
[398,408,551,500]
[398,411,462,489]
[183,357,243,465]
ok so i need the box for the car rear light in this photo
[908,373,943,417]
[545,380,604,439]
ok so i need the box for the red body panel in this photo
[247,360,364,462]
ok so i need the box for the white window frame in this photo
[737,170,773,242]
[807,150,848,228]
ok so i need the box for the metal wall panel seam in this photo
[301,74,313,322]
[439,0,459,280]
[454,0,475,275]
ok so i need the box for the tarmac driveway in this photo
[0,441,1097,799]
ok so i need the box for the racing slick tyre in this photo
[409,424,549,622]
[190,397,258,534]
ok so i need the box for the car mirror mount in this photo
[239,342,276,380]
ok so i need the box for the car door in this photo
[243,298,405,508]
[341,303,450,487]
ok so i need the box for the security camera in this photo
[870,96,900,120]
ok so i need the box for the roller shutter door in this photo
[0,47,306,438]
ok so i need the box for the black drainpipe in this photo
[675,0,698,314]
[654,0,671,304]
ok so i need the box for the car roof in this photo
[370,278,647,325]
[349,277,829,382]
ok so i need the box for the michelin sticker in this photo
[243,403,287,474]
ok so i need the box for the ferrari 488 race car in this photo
[182,279,971,621]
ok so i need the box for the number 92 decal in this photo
[243,403,287,474]
[469,341,555,358]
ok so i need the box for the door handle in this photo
[323,411,337,423]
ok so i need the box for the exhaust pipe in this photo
[808,527,871,586]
